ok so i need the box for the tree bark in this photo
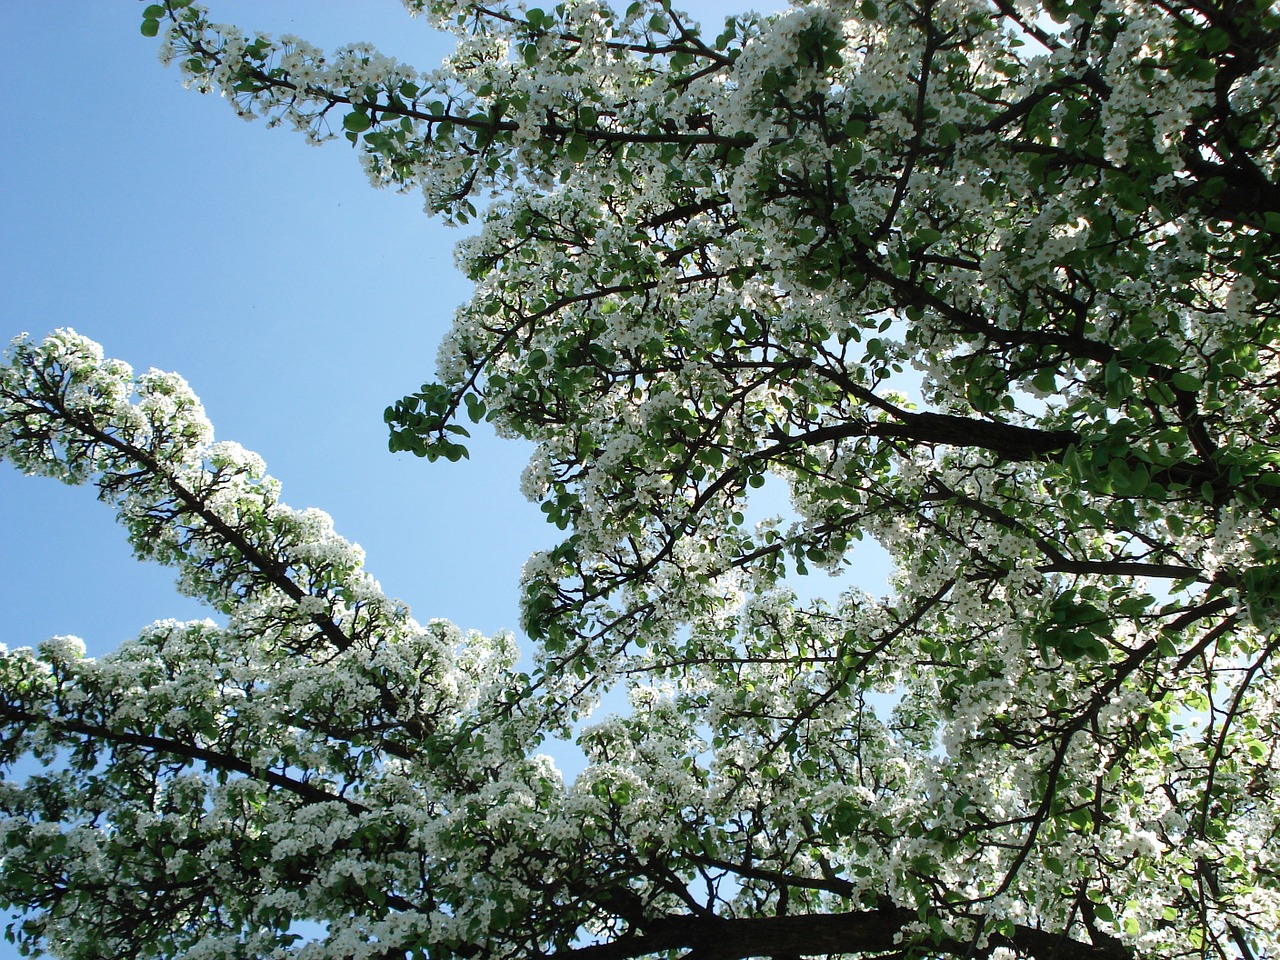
[557,909,1133,960]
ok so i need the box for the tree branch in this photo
[0,701,367,815]
[554,909,1131,960]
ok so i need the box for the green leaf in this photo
[1031,368,1058,394]
[567,135,589,164]
[1189,57,1216,81]
[463,393,487,423]
[1202,27,1231,53]
[343,111,373,133]
[142,3,165,16]
[140,18,160,37]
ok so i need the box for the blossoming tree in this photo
[3,0,1279,957]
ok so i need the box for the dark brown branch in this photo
[0,701,366,815]
[685,854,856,899]
[1038,558,1206,581]
[778,414,1080,460]
[555,909,1131,960]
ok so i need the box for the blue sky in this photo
[0,2,877,953]
[1,2,550,653]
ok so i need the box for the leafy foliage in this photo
[3,0,1280,958]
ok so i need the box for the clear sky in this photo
[0,2,551,657]
[0,2,872,953]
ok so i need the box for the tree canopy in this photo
[3,0,1280,958]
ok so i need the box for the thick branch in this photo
[778,414,1080,460]
[556,909,1131,960]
